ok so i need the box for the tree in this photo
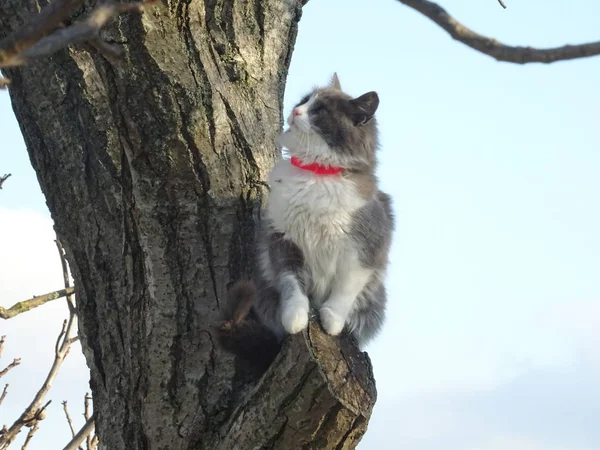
[0,1,598,449]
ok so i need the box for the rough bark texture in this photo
[0,1,377,449]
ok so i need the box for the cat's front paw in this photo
[281,298,309,334]
[319,307,345,336]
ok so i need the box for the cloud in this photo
[473,435,587,450]
[546,300,600,368]
[359,360,600,450]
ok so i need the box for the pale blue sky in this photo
[1,0,599,448]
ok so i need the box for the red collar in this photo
[290,157,343,175]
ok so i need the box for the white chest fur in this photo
[266,160,366,302]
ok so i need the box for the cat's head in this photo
[279,74,380,171]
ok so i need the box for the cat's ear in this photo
[349,91,379,125]
[330,72,342,90]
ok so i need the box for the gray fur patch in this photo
[350,191,395,269]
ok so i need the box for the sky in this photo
[1,0,599,448]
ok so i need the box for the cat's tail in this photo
[215,279,280,373]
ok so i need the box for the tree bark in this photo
[0,1,377,449]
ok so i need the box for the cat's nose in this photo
[292,108,301,117]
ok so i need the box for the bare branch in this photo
[0,359,21,379]
[0,385,8,408]
[498,0,507,9]
[54,319,68,355]
[397,0,600,63]
[0,1,153,71]
[62,417,94,450]
[83,393,91,421]
[0,315,77,447]
[0,336,22,380]
[0,0,85,66]
[0,236,84,447]
[0,174,11,189]
[62,401,78,442]
[20,420,39,450]
[65,336,80,346]
[55,239,75,313]
[10,3,146,68]
[0,287,75,320]
[83,393,93,449]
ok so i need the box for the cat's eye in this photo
[296,95,310,107]
[310,104,325,114]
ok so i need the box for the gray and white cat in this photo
[249,73,395,347]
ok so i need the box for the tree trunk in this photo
[0,1,377,449]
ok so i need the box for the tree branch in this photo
[498,0,507,9]
[4,2,146,68]
[216,319,376,449]
[62,401,77,439]
[0,314,75,448]
[83,393,91,421]
[0,336,21,380]
[20,420,40,450]
[83,393,93,450]
[0,385,8,408]
[55,239,76,314]
[0,0,154,88]
[0,174,11,189]
[0,359,21,379]
[0,240,81,448]
[0,287,75,319]
[62,417,94,450]
[397,0,600,63]
[0,0,85,65]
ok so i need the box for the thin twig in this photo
[55,319,68,356]
[498,0,507,9]
[62,417,94,450]
[0,287,75,320]
[0,174,11,189]
[62,401,77,437]
[0,238,81,447]
[0,311,77,447]
[55,239,76,313]
[84,393,92,449]
[83,393,91,421]
[397,0,600,63]
[0,336,22,379]
[20,420,39,450]
[0,359,21,378]
[0,384,8,408]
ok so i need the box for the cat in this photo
[222,73,394,352]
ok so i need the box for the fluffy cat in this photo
[225,74,394,349]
